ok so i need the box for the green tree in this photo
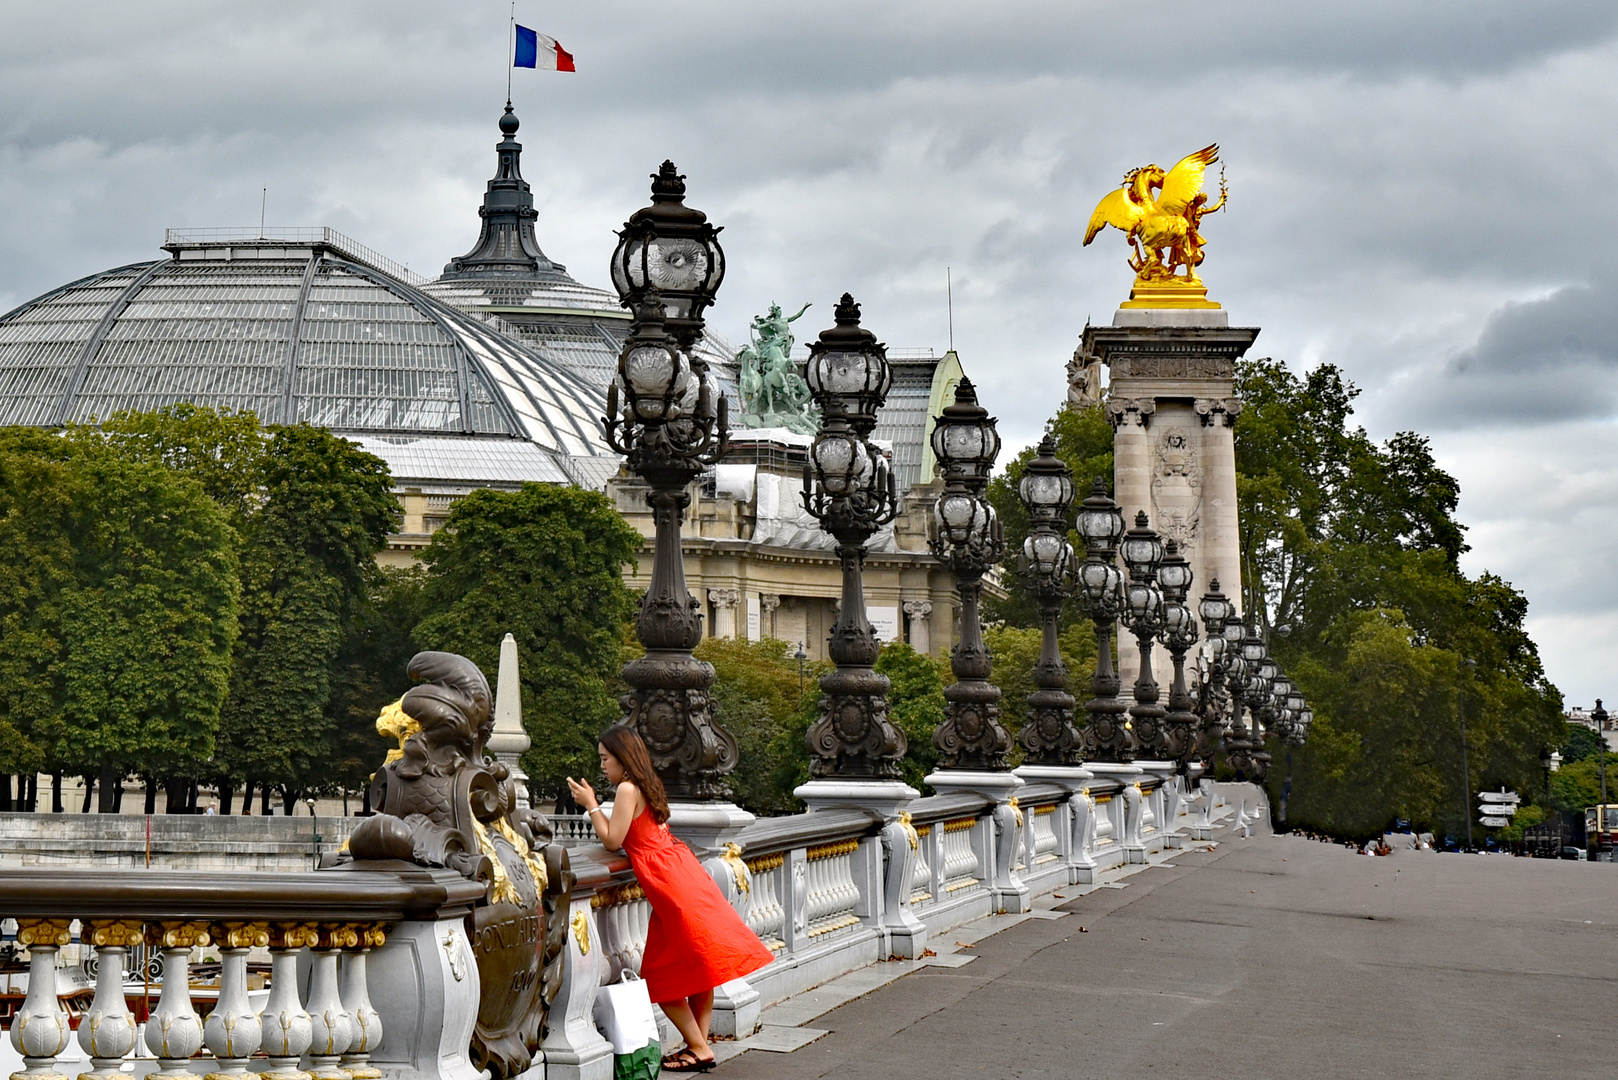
[2,432,241,804]
[322,566,432,801]
[695,637,823,815]
[874,642,951,793]
[0,429,84,778]
[1560,722,1603,765]
[414,483,640,801]
[215,425,397,808]
[100,403,266,526]
[1231,359,1564,837]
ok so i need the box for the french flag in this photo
[514,26,575,72]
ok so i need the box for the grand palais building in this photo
[0,106,969,659]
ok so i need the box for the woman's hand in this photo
[565,776,598,811]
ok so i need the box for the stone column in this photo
[707,588,740,639]
[759,593,781,639]
[1108,401,1152,692]
[903,599,933,655]
[1093,314,1259,686]
[1196,397,1244,616]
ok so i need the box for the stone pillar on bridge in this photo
[1081,310,1258,694]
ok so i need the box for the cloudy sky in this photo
[3,2,1616,707]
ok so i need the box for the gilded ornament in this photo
[570,912,590,957]
[83,919,144,949]
[15,918,72,947]
[719,843,752,896]
[210,921,271,950]
[1008,797,1024,829]
[374,698,420,766]
[898,811,919,852]
[148,922,211,950]
[1084,144,1227,308]
[268,923,320,950]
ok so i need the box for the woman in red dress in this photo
[567,725,774,1072]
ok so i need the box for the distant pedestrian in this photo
[568,725,774,1073]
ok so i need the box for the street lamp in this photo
[1594,698,1609,805]
[604,169,738,800]
[1075,481,1129,761]
[800,296,905,778]
[610,161,725,351]
[930,379,1010,770]
[1195,579,1236,762]
[1155,539,1200,768]
[1119,512,1167,760]
[1015,435,1080,765]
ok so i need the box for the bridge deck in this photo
[717,832,1613,1078]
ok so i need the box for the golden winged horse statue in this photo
[1085,144,1226,305]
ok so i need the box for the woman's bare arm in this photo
[566,775,642,851]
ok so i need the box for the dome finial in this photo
[499,101,519,137]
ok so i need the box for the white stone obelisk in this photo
[488,632,532,809]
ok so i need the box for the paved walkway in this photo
[714,833,1617,1079]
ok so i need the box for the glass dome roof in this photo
[0,231,611,463]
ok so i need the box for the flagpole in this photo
[506,0,515,106]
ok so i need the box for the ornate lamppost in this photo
[1244,650,1280,782]
[1223,623,1268,779]
[1119,512,1167,761]
[1195,580,1237,763]
[603,165,737,802]
[1074,481,1129,762]
[929,379,1010,771]
[798,295,906,780]
[1156,540,1200,768]
[1015,436,1080,765]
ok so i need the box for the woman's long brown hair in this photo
[598,725,670,824]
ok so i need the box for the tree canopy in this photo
[412,482,642,800]
[0,426,240,790]
[1231,359,1564,838]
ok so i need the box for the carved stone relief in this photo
[1150,426,1201,552]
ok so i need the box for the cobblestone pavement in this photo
[714,833,1616,1079]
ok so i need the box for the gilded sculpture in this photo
[1084,144,1227,308]
[346,651,573,1080]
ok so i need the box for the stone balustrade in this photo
[0,864,484,1080]
[3,778,1237,1080]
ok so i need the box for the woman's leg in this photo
[691,990,714,1039]
[659,999,713,1062]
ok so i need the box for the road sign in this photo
[1480,816,1513,828]
[1479,804,1517,818]
[1479,791,1520,804]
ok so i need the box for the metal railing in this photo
[162,228,428,287]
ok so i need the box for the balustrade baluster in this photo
[77,920,143,1080]
[260,924,318,1080]
[338,928,386,1080]
[9,918,73,1080]
[144,922,210,1076]
[305,925,358,1080]
[202,922,268,1080]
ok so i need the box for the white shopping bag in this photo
[593,970,659,1054]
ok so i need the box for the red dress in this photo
[621,809,775,1002]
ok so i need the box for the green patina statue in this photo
[737,302,819,434]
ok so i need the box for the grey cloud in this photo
[1384,276,1618,430]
